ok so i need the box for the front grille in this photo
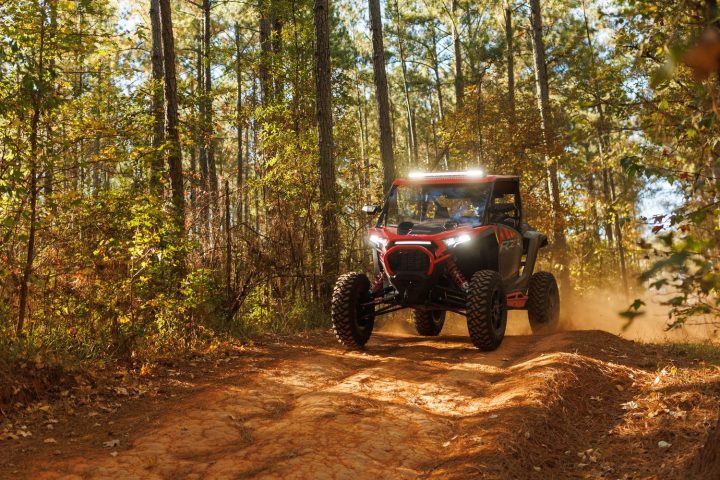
[387,249,431,274]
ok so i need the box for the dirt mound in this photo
[1,331,718,480]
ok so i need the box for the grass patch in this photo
[663,341,720,365]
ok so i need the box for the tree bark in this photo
[159,0,185,229]
[18,7,46,337]
[203,0,218,203]
[225,180,232,301]
[430,21,445,122]
[504,1,516,132]
[149,0,164,194]
[354,65,368,191]
[430,21,448,169]
[314,0,340,304]
[18,109,39,337]
[369,0,395,193]
[235,23,244,222]
[259,1,273,106]
[393,0,417,165]
[196,30,209,195]
[451,0,464,110]
[529,0,568,286]
[271,5,284,101]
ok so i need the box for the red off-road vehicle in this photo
[331,171,560,351]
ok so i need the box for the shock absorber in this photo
[371,271,385,293]
[447,258,469,291]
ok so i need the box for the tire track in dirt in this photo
[14,331,716,479]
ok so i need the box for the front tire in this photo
[412,310,446,336]
[467,270,507,351]
[527,271,560,334]
[331,273,375,348]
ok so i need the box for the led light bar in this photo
[394,241,433,245]
[408,170,484,179]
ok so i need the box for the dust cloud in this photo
[375,288,719,343]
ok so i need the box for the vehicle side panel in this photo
[497,225,523,282]
[453,228,498,279]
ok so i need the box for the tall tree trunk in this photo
[475,70,483,164]
[203,0,218,204]
[196,31,209,195]
[259,1,273,106]
[529,0,568,287]
[504,1,516,132]
[451,0,464,110]
[393,0,417,165]
[159,0,185,229]
[225,180,232,301]
[149,0,165,194]
[235,23,244,222]
[430,21,445,123]
[369,0,395,193]
[430,21,448,169]
[354,65,368,191]
[314,0,340,304]
[18,8,46,337]
[18,110,39,337]
[195,31,210,238]
[271,4,284,101]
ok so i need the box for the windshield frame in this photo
[377,182,494,230]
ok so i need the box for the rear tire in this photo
[527,271,560,334]
[412,310,446,336]
[467,270,507,351]
[331,273,375,348]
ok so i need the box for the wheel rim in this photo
[432,310,444,327]
[491,290,503,330]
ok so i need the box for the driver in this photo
[437,196,477,223]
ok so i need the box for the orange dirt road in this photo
[4,330,719,480]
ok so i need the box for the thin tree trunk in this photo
[235,23,244,223]
[18,9,46,337]
[18,115,39,337]
[393,0,417,165]
[354,66,368,190]
[203,0,218,203]
[271,6,284,101]
[195,31,210,239]
[149,0,164,194]
[225,180,232,301]
[430,21,448,169]
[504,1,516,133]
[196,32,209,195]
[159,0,185,229]
[314,0,340,304]
[451,0,464,110]
[259,1,273,106]
[369,0,395,193]
[529,0,567,287]
[430,21,445,122]
[475,71,483,164]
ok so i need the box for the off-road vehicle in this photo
[331,171,560,351]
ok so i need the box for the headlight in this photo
[369,234,388,249]
[443,234,472,248]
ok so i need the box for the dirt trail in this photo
[3,330,719,480]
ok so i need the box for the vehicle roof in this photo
[392,174,519,186]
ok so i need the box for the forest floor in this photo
[1,326,719,480]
